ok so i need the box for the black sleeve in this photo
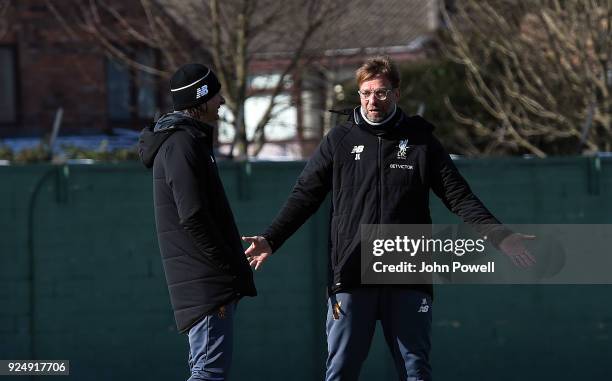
[262,134,334,252]
[428,136,512,247]
[163,136,235,273]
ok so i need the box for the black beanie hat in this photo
[170,63,221,111]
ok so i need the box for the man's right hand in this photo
[242,236,272,270]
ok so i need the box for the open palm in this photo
[242,236,272,270]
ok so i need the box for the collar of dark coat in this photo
[330,106,435,140]
[177,120,214,142]
[169,117,215,148]
[354,105,400,135]
[154,111,214,142]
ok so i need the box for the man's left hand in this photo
[499,233,537,268]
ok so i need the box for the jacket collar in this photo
[353,106,407,137]
[154,111,214,142]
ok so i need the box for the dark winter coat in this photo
[262,107,511,297]
[139,112,256,333]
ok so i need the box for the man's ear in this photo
[394,87,400,99]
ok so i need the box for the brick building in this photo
[0,0,172,139]
[0,0,439,158]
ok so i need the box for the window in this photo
[0,46,17,124]
[106,49,158,124]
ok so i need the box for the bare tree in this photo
[441,0,611,156]
[46,0,344,159]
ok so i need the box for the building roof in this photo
[156,0,438,58]
[318,0,437,53]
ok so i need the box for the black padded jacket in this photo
[139,112,256,333]
[262,107,511,297]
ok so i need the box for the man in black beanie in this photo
[138,63,257,381]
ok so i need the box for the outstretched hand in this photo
[242,236,272,270]
[499,233,537,268]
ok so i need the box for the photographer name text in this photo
[372,261,495,273]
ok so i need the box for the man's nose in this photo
[220,95,226,105]
[367,95,380,105]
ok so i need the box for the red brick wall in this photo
[0,1,106,136]
[0,0,166,137]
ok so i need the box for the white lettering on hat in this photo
[196,85,209,99]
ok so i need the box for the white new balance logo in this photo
[196,85,209,99]
[351,145,364,160]
[418,298,429,313]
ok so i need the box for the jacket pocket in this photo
[330,215,340,268]
[330,214,350,268]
